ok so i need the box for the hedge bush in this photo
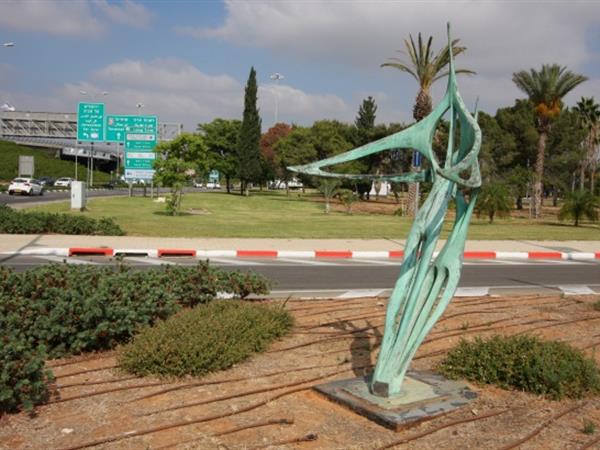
[0,204,124,235]
[438,335,600,400]
[118,301,293,377]
[0,262,271,413]
[0,337,53,413]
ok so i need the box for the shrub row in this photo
[0,262,271,412]
[0,204,124,235]
[118,301,293,378]
[438,334,600,400]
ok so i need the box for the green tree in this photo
[237,66,262,196]
[338,189,359,214]
[273,126,316,195]
[558,191,599,226]
[573,97,600,193]
[197,118,241,194]
[153,133,207,215]
[381,32,474,215]
[355,96,378,147]
[318,178,340,214]
[476,183,513,224]
[512,64,587,218]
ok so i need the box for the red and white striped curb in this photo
[3,248,600,260]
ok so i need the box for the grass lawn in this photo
[0,140,110,184]
[27,191,600,240]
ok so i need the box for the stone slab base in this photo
[314,370,477,431]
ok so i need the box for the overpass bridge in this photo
[0,110,183,162]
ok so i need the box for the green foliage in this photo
[0,204,124,235]
[118,301,293,378]
[583,419,597,435]
[439,335,600,400]
[0,337,53,413]
[338,189,358,214]
[318,179,340,214]
[238,67,263,194]
[593,301,600,312]
[0,140,110,183]
[476,183,513,223]
[558,191,599,226]
[355,96,377,129]
[198,118,242,193]
[0,262,270,412]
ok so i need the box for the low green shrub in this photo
[0,337,53,413]
[0,262,271,413]
[118,300,293,377]
[438,335,600,400]
[0,204,124,235]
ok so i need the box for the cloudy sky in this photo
[0,0,599,131]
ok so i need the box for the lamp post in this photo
[269,73,284,125]
[136,103,144,115]
[79,90,108,187]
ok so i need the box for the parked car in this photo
[8,177,44,196]
[193,180,203,188]
[54,177,74,187]
[206,181,221,189]
[37,176,55,186]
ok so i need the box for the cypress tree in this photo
[237,66,262,196]
[355,96,377,130]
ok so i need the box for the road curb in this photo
[2,248,600,260]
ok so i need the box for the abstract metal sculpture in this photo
[290,24,481,398]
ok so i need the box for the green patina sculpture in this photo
[290,24,482,398]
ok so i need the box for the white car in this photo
[193,181,203,188]
[8,177,44,196]
[206,182,221,189]
[54,177,73,187]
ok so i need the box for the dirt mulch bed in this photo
[1,293,599,450]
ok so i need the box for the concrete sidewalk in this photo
[0,234,598,254]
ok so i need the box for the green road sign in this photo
[124,115,158,181]
[125,116,157,150]
[105,115,133,142]
[77,102,104,142]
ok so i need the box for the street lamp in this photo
[136,103,144,114]
[269,72,284,124]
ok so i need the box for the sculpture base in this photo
[313,371,477,431]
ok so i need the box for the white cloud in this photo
[0,0,104,37]
[181,0,600,115]
[92,0,153,28]
[3,59,351,130]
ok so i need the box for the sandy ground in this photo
[1,293,599,450]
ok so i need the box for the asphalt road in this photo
[0,188,131,205]
[1,255,598,295]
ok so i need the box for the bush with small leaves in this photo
[118,300,293,377]
[438,335,600,400]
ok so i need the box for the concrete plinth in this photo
[314,371,477,431]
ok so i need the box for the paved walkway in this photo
[0,234,598,254]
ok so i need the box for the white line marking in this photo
[126,257,175,266]
[454,287,490,297]
[208,257,265,266]
[557,285,596,295]
[344,258,399,266]
[277,258,337,266]
[34,255,100,265]
[338,289,386,299]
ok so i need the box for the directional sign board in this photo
[105,115,132,142]
[77,102,104,142]
[124,115,157,181]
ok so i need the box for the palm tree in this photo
[512,64,587,218]
[558,191,599,226]
[381,33,474,215]
[318,178,340,214]
[476,183,513,224]
[573,97,600,193]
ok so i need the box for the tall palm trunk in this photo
[407,89,432,216]
[533,131,547,218]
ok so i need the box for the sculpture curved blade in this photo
[290,23,482,397]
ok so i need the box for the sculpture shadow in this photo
[332,318,383,377]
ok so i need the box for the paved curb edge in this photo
[2,248,600,260]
